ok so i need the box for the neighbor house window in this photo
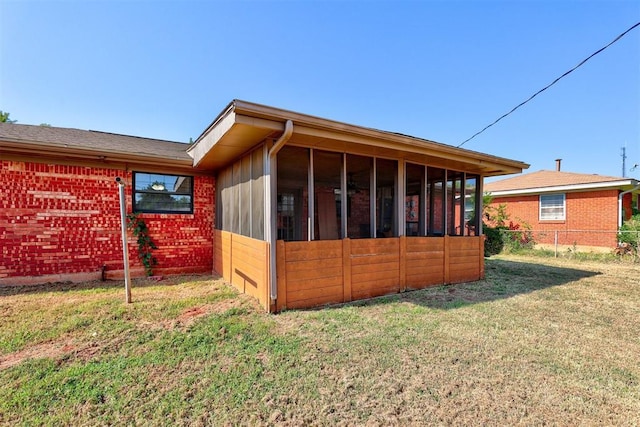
[539,194,565,221]
[133,172,193,213]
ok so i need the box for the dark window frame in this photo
[132,171,194,214]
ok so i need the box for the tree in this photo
[0,111,16,123]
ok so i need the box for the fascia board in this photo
[232,100,529,174]
[488,180,639,196]
[290,124,524,174]
[0,140,192,167]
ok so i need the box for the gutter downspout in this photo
[618,184,640,229]
[266,120,294,304]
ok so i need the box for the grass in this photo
[1,255,639,425]
[505,245,639,263]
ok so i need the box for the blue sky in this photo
[1,0,639,179]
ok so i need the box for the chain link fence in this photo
[488,228,640,257]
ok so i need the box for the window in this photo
[133,172,193,213]
[540,194,565,220]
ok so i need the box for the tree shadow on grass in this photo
[332,258,601,311]
[0,274,219,297]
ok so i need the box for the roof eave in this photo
[1,140,194,169]
[189,99,529,175]
[488,179,640,196]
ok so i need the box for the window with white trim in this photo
[539,194,565,220]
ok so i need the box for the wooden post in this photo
[443,235,450,284]
[479,236,485,279]
[399,236,407,292]
[276,240,287,312]
[226,231,232,282]
[343,238,352,303]
[264,241,272,313]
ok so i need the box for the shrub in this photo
[618,213,640,251]
[503,220,535,252]
[483,224,505,256]
[482,196,535,256]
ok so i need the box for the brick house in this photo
[1,100,527,311]
[484,160,640,251]
[0,125,215,283]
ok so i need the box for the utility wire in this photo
[457,21,640,148]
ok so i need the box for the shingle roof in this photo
[0,122,191,162]
[485,170,634,193]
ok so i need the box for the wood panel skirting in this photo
[213,232,484,312]
[275,235,485,312]
[213,230,271,312]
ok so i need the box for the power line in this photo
[457,21,640,148]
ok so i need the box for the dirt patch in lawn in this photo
[0,276,250,370]
[0,298,244,370]
[0,339,75,370]
[158,298,246,331]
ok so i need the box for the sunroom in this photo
[188,100,528,312]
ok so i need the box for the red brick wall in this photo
[347,190,371,238]
[489,189,621,248]
[623,192,634,221]
[0,160,214,284]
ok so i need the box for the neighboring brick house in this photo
[484,161,640,251]
[1,100,528,311]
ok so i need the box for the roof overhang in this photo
[188,100,529,176]
[488,179,640,196]
[0,139,195,171]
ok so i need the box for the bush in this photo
[618,214,640,251]
[482,199,535,256]
[503,221,535,252]
[483,224,505,256]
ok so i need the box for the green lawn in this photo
[1,255,639,425]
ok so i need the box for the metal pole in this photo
[116,177,132,303]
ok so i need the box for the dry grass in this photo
[1,255,639,425]
[273,255,640,425]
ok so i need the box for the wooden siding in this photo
[276,240,344,311]
[275,235,485,312]
[350,239,400,300]
[448,237,484,284]
[213,230,270,311]
[405,237,445,289]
